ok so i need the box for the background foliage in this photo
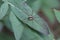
[0,0,60,40]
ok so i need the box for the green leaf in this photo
[11,5,49,35]
[0,0,55,40]
[33,14,49,35]
[3,6,12,31]
[7,0,27,11]
[21,24,54,40]
[7,0,26,4]
[0,2,8,20]
[9,12,24,40]
[54,9,60,23]
[21,25,44,40]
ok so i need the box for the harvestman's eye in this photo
[28,16,34,21]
